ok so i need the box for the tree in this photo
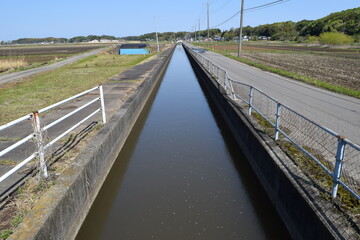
[318,32,354,45]
[69,36,88,43]
[300,7,360,36]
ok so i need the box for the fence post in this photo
[331,137,346,198]
[229,77,236,99]
[99,85,107,124]
[274,102,281,140]
[223,71,227,90]
[33,111,48,179]
[248,86,253,115]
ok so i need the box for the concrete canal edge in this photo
[8,46,175,240]
[183,46,338,240]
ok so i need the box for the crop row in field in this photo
[0,44,105,57]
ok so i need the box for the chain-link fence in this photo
[186,45,360,238]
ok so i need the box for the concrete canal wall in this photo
[9,47,175,240]
[183,46,336,240]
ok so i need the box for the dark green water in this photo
[76,45,291,240]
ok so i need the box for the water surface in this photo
[76,45,291,240]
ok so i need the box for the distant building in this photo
[119,44,149,55]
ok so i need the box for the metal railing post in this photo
[228,77,236,99]
[99,85,107,124]
[331,137,346,198]
[274,102,281,140]
[33,112,48,179]
[248,86,253,115]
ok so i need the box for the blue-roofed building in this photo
[119,44,150,55]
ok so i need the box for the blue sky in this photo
[1,0,359,41]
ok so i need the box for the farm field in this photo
[196,42,360,93]
[0,44,107,73]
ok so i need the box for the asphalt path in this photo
[0,47,106,85]
[202,50,360,144]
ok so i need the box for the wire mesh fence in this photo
[186,45,360,238]
[342,142,360,197]
[279,105,338,172]
[251,88,278,124]
[232,81,251,103]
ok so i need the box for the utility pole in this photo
[195,24,197,41]
[207,2,210,40]
[154,16,160,52]
[198,18,200,39]
[237,0,245,57]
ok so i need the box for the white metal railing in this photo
[0,85,106,183]
[185,44,360,201]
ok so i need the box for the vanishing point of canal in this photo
[76,45,291,240]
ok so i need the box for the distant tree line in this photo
[6,35,118,45]
[69,35,117,43]
[123,7,360,44]
[219,8,359,42]
[3,7,359,45]
[122,29,222,42]
[11,37,68,44]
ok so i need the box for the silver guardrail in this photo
[185,44,360,201]
[0,85,106,183]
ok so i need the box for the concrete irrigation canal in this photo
[75,45,290,239]
[9,43,343,240]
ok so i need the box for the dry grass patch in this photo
[0,58,28,73]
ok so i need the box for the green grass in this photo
[0,51,156,124]
[216,50,360,99]
[0,229,13,239]
[279,140,360,213]
[251,107,360,223]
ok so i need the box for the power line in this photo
[212,0,234,14]
[212,11,240,28]
[198,2,208,30]
[246,0,290,12]
[211,0,290,28]
[208,0,219,4]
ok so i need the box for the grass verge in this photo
[206,48,360,99]
[0,50,155,124]
[225,53,360,99]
